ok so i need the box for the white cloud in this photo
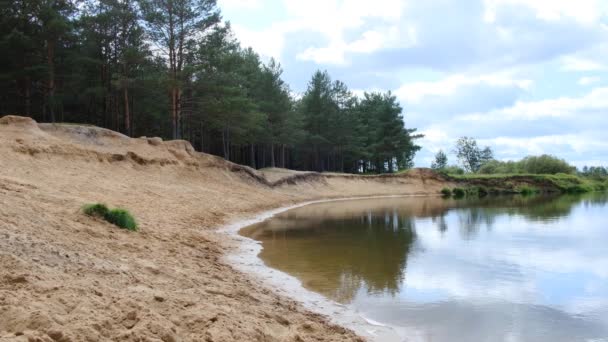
[578,76,601,86]
[225,0,410,62]
[218,0,261,10]
[231,23,286,60]
[297,25,416,65]
[561,56,607,71]
[395,72,532,104]
[484,0,608,24]
[462,87,608,121]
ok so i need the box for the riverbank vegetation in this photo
[0,0,421,174]
[433,137,607,196]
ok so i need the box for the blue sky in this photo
[218,0,608,168]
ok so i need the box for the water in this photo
[240,194,608,342]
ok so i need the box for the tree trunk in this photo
[171,87,177,139]
[281,144,286,168]
[47,40,56,123]
[201,121,205,152]
[24,76,31,117]
[250,144,256,169]
[176,88,182,139]
[221,128,229,159]
[270,144,275,168]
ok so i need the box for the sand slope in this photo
[0,116,450,342]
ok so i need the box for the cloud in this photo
[395,72,532,104]
[578,76,601,86]
[296,25,416,65]
[218,0,261,10]
[412,87,608,167]
[484,0,608,24]
[561,56,608,71]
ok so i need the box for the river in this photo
[240,193,608,342]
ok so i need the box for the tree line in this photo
[432,136,603,177]
[0,0,422,173]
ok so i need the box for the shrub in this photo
[453,188,466,198]
[83,203,109,217]
[441,188,452,197]
[475,155,576,175]
[519,155,576,174]
[564,185,591,194]
[105,209,138,231]
[83,203,138,231]
[519,186,538,196]
[442,165,465,175]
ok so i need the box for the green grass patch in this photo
[83,203,110,217]
[83,203,138,231]
[105,209,138,231]
[441,188,452,197]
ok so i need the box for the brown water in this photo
[240,194,608,342]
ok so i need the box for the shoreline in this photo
[219,195,427,342]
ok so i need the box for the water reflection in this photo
[240,193,608,341]
[243,204,418,302]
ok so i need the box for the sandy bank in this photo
[0,116,450,342]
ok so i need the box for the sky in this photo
[217,0,608,168]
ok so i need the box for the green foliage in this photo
[519,155,576,174]
[447,173,606,195]
[453,188,466,198]
[441,188,452,197]
[295,72,422,173]
[104,209,138,231]
[518,186,539,196]
[83,203,138,231]
[479,155,576,175]
[83,203,109,217]
[431,150,448,170]
[580,166,608,180]
[454,137,494,173]
[441,165,465,175]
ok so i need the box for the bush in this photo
[441,188,452,197]
[518,186,538,196]
[453,188,466,198]
[519,155,576,175]
[564,185,591,194]
[476,155,576,175]
[105,209,138,231]
[83,203,138,231]
[440,165,465,175]
[83,203,109,217]
[476,186,489,197]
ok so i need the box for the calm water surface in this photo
[240,194,608,342]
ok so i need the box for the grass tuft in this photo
[83,203,138,231]
[105,209,138,231]
[441,188,452,197]
[83,203,109,217]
